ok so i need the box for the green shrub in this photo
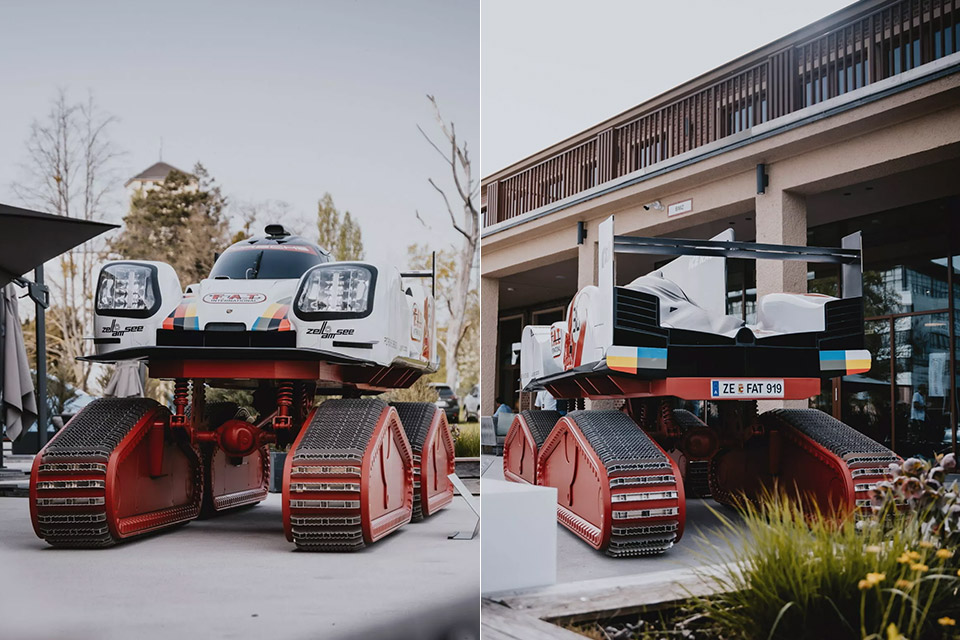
[695,492,960,640]
[454,422,480,458]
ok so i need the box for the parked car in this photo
[463,385,479,422]
[430,383,460,423]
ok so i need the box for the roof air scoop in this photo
[735,327,755,344]
[265,224,290,238]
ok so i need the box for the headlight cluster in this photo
[97,264,156,313]
[297,265,374,316]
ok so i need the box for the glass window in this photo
[209,247,327,280]
[842,319,894,448]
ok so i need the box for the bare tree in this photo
[418,95,479,394]
[11,90,121,393]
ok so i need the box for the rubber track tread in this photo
[566,410,667,468]
[34,398,201,547]
[295,398,386,458]
[392,402,435,449]
[288,399,394,551]
[759,408,898,514]
[43,398,158,460]
[766,409,894,458]
[672,409,705,431]
[520,410,561,448]
[549,411,682,557]
[392,402,437,521]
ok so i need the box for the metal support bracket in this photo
[447,472,480,540]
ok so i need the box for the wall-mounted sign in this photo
[668,199,693,217]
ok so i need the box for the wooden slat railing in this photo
[484,0,959,228]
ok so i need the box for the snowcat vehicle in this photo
[29,225,455,550]
[505,215,899,557]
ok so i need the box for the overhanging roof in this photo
[0,203,119,287]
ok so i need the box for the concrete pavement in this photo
[0,493,479,640]
[481,454,741,584]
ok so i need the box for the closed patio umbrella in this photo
[2,284,37,441]
[103,360,146,398]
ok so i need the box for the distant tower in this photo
[124,161,184,192]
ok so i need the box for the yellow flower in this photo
[919,540,935,549]
[887,623,905,640]
[910,563,929,572]
[865,572,886,586]
[895,579,913,589]
[935,548,954,560]
[897,550,922,563]
[866,545,882,554]
[858,579,871,590]
[938,617,956,627]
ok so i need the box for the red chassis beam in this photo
[543,375,821,401]
[147,359,424,393]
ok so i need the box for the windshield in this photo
[209,247,327,280]
[435,386,454,398]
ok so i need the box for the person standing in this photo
[534,389,557,411]
[910,384,927,441]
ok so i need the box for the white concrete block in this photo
[481,479,557,595]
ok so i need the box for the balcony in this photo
[482,0,960,230]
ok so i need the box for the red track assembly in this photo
[536,410,685,557]
[503,410,561,484]
[30,398,203,547]
[282,399,414,550]
[392,403,456,521]
[710,408,900,516]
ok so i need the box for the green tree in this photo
[111,163,230,285]
[316,192,364,260]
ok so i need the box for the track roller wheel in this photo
[709,408,899,516]
[282,398,413,551]
[30,398,203,547]
[198,403,270,517]
[391,403,455,521]
[537,410,685,557]
[503,410,561,484]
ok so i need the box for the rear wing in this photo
[594,215,863,348]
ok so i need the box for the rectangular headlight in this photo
[97,263,156,313]
[296,265,374,317]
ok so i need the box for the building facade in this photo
[481,0,960,458]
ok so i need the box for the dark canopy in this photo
[0,203,118,286]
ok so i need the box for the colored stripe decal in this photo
[820,349,871,374]
[606,346,668,374]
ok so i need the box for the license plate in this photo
[710,379,784,399]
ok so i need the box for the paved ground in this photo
[481,455,743,584]
[0,493,479,640]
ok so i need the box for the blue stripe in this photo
[819,350,846,361]
[636,347,668,359]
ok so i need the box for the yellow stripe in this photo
[607,355,637,371]
[846,359,871,373]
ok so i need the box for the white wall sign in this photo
[668,199,693,217]
[929,352,947,397]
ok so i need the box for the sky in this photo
[482,0,859,174]
[0,0,480,269]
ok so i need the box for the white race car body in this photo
[520,215,871,395]
[91,230,437,379]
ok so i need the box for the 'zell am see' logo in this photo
[202,293,266,304]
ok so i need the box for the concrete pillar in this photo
[755,186,808,410]
[755,187,807,297]
[577,228,598,290]
[480,276,499,416]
